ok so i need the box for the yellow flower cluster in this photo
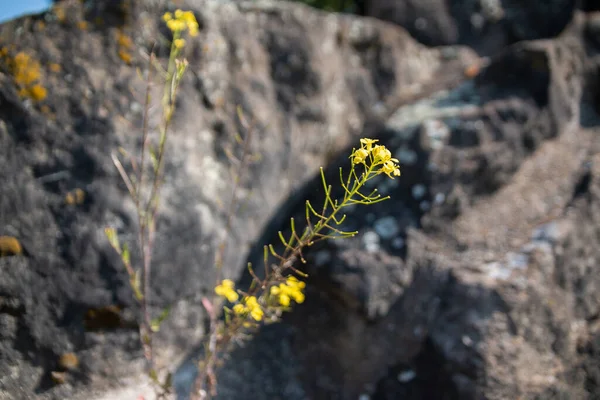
[162,9,199,37]
[214,276,306,322]
[270,276,305,307]
[214,279,239,303]
[233,296,264,321]
[352,138,401,178]
[214,279,265,321]
[173,38,186,49]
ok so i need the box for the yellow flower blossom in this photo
[372,145,393,163]
[381,160,401,178]
[360,138,378,152]
[232,295,264,321]
[349,138,401,178]
[352,148,369,164]
[173,38,186,49]
[270,276,306,307]
[164,9,199,37]
[280,293,292,307]
[286,276,305,289]
[232,304,245,314]
[215,279,239,302]
[245,296,264,321]
[167,19,186,32]
[188,23,199,37]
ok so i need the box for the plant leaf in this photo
[121,243,131,266]
[150,306,170,332]
[104,227,121,253]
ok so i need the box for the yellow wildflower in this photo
[173,38,186,49]
[188,22,199,37]
[270,276,305,307]
[182,11,199,36]
[280,293,292,307]
[215,279,239,302]
[245,296,263,321]
[232,295,263,321]
[164,9,199,36]
[360,138,378,152]
[381,160,401,178]
[167,19,186,32]
[250,307,263,321]
[232,304,245,314]
[286,276,306,290]
[372,145,392,163]
[352,148,369,164]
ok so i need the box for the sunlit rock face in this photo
[2,1,600,400]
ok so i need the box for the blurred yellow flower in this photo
[215,279,239,303]
[164,9,199,37]
[245,296,264,321]
[270,276,305,307]
[174,38,186,49]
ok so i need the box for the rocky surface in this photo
[1,0,600,400]
[0,0,475,399]
[363,0,581,56]
[214,8,600,400]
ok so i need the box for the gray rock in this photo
[0,0,476,399]
[364,0,578,56]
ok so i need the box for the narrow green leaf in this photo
[104,227,121,253]
[150,306,171,332]
[149,368,159,383]
[132,269,143,301]
[121,243,131,266]
[149,144,159,171]
[162,372,173,390]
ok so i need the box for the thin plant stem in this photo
[138,47,156,371]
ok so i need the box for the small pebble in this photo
[391,237,405,249]
[362,231,380,253]
[0,236,22,257]
[398,369,417,383]
[51,371,67,385]
[412,184,426,200]
[462,335,473,347]
[59,352,79,371]
[373,216,399,240]
[434,192,446,205]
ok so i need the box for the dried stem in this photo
[138,48,156,370]
[194,110,256,399]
